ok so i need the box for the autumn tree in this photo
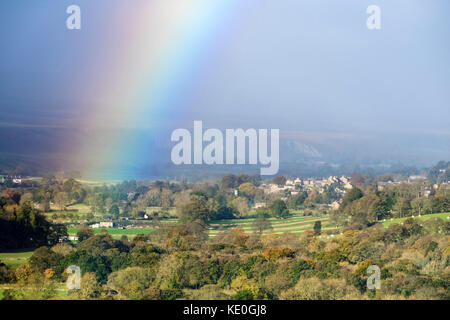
[71,272,101,299]
[76,226,94,242]
[238,182,257,199]
[269,200,290,219]
[273,176,287,186]
[54,192,70,211]
[231,197,250,218]
[178,196,210,224]
[252,208,273,235]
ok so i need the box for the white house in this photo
[99,221,114,228]
[254,202,266,209]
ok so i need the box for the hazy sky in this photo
[0,0,449,177]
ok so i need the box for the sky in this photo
[0,0,449,179]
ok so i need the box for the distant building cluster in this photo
[257,176,355,210]
[377,174,450,188]
[377,175,449,198]
[90,221,114,229]
[0,175,23,184]
[260,176,351,195]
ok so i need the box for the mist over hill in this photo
[0,124,448,181]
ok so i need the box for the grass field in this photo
[48,203,91,214]
[0,285,69,300]
[68,227,156,239]
[0,250,34,269]
[45,203,95,222]
[209,213,331,236]
[145,207,177,217]
[46,205,178,224]
[381,212,450,228]
[65,211,332,239]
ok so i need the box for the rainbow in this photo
[73,0,247,180]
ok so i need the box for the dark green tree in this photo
[269,200,290,219]
[76,226,94,242]
[313,221,322,235]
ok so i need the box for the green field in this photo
[65,212,332,239]
[68,227,156,236]
[209,214,331,236]
[45,203,96,222]
[0,250,34,269]
[0,285,69,300]
[381,212,450,228]
[47,205,178,224]
[145,206,177,217]
[48,203,92,213]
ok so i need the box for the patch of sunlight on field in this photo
[382,212,450,228]
[0,249,34,269]
[209,214,331,237]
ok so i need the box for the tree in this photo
[231,197,250,218]
[29,246,63,273]
[11,263,57,300]
[109,204,120,216]
[133,234,148,243]
[238,182,257,199]
[77,233,125,256]
[63,250,111,283]
[71,272,101,299]
[269,200,290,219]
[313,221,322,235]
[273,176,287,186]
[178,197,210,224]
[397,198,412,218]
[54,192,69,211]
[0,261,14,284]
[341,187,363,209]
[51,243,75,256]
[76,226,94,242]
[369,196,390,221]
[37,198,49,212]
[233,289,254,300]
[213,204,235,220]
[87,194,102,214]
[155,253,208,290]
[107,267,155,300]
[130,243,162,268]
[350,173,365,189]
[280,277,360,300]
[47,223,68,246]
[287,191,308,209]
[220,174,237,189]
[19,193,33,206]
[252,209,273,235]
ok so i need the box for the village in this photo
[59,170,449,238]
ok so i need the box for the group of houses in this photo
[377,175,449,198]
[90,221,115,229]
[259,175,352,197]
[0,175,22,184]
